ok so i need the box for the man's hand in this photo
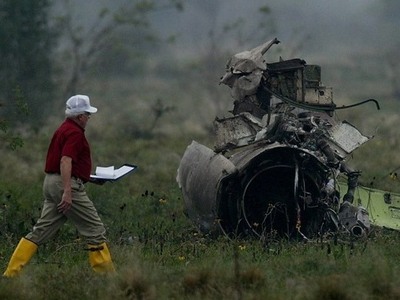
[58,189,72,213]
[89,178,107,185]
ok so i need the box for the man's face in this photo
[77,112,91,128]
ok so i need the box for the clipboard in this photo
[90,164,137,182]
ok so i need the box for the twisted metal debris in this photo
[177,38,383,241]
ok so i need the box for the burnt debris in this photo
[177,38,377,241]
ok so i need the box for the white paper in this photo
[114,165,135,178]
[90,164,136,181]
[95,166,115,178]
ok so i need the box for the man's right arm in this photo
[58,155,73,213]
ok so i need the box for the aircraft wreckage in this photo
[177,38,400,241]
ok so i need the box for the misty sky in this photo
[51,0,398,101]
[53,0,398,64]
[152,0,396,63]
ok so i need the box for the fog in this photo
[50,0,399,106]
[150,0,397,61]
[54,0,400,69]
[56,0,398,59]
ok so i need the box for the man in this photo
[3,95,115,277]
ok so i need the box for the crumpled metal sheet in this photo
[326,121,371,158]
[177,141,237,232]
[220,38,280,100]
[214,112,264,151]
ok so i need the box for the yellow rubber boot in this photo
[3,238,38,278]
[88,242,116,273]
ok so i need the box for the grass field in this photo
[1,75,400,299]
[1,213,400,299]
[2,132,400,299]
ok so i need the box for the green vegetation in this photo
[1,200,400,300]
[1,1,400,298]
[1,75,400,299]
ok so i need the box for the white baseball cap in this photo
[65,95,98,115]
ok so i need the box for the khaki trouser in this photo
[25,174,107,245]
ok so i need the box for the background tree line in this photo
[0,0,399,152]
[0,0,184,147]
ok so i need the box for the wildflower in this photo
[178,256,186,261]
[159,198,167,204]
[238,245,246,251]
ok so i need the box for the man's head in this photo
[65,95,97,117]
[65,95,97,128]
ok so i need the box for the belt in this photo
[46,173,85,184]
[72,176,84,184]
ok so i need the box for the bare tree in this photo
[185,3,276,120]
[55,0,183,98]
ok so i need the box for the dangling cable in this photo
[335,98,380,110]
[294,158,309,240]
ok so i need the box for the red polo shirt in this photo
[45,118,92,182]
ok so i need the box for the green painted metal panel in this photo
[339,182,400,230]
